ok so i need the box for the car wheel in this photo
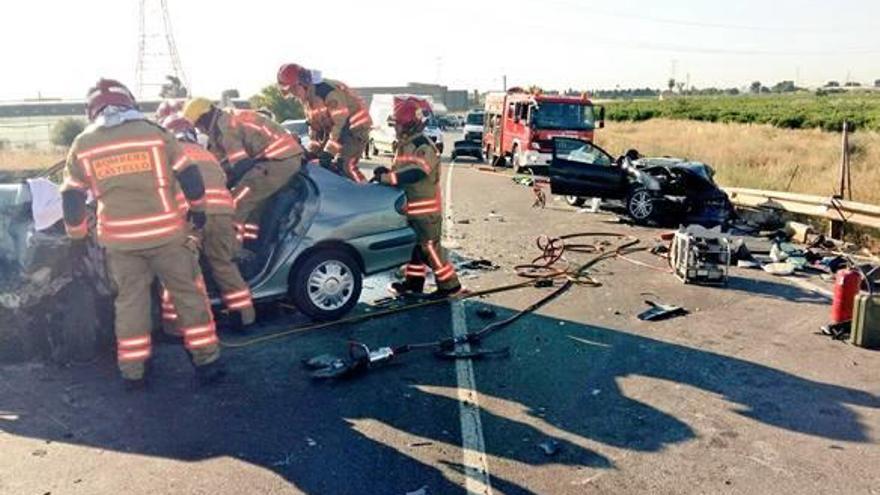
[290,248,363,321]
[565,196,586,207]
[626,188,661,225]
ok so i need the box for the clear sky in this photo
[3,0,879,101]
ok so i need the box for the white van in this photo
[368,94,445,156]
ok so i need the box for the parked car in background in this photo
[548,138,734,227]
[451,110,485,162]
[369,94,445,156]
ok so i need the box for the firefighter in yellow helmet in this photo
[373,96,463,297]
[61,79,223,390]
[182,98,303,249]
[160,115,256,331]
[277,64,372,183]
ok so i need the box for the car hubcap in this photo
[630,192,653,219]
[307,260,354,311]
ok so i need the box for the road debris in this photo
[638,301,689,321]
[763,263,797,276]
[538,439,560,456]
[405,486,428,495]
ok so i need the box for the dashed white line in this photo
[445,162,493,494]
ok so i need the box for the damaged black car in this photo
[548,137,734,227]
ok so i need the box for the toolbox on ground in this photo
[670,230,731,286]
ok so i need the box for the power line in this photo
[546,0,873,33]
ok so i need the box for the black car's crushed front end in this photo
[634,160,735,228]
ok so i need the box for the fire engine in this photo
[483,88,604,172]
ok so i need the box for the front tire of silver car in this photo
[290,248,363,321]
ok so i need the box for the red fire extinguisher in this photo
[829,268,861,326]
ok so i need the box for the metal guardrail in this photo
[724,187,880,230]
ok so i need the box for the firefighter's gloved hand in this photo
[303,151,318,163]
[318,152,333,169]
[371,166,390,184]
[188,210,207,230]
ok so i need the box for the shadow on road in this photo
[1,298,877,494]
[726,274,829,304]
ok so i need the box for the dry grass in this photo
[596,119,880,206]
[0,149,65,173]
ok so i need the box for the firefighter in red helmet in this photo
[277,63,372,183]
[60,79,223,389]
[160,115,256,332]
[373,96,463,297]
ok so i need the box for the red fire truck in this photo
[483,88,604,172]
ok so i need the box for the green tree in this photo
[250,85,304,122]
[749,81,763,94]
[50,118,86,147]
[772,80,797,93]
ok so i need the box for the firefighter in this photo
[372,96,463,297]
[155,99,184,121]
[277,64,372,183]
[181,98,303,247]
[60,79,223,389]
[160,115,256,330]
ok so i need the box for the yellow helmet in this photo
[181,97,214,124]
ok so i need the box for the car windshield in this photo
[533,103,596,131]
[466,113,484,126]
[555,139,613,166]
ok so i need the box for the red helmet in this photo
[392,96,432,131]
[161,115,197,142]
[86,78,137,121]
[155,99,184,120]
[277,63,312,88]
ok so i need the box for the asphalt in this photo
[1,141,879,495]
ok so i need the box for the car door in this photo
[548,138,627,199]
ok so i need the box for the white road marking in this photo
[445,162,493,494]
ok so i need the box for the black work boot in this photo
[389,278,425,298]
[122,361,152,392]
[432,284,469,300]
[123,377,147,392]
[195,359,227,387]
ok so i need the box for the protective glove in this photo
[318,152,334,169]
[188,210,207,230]
[370,166,390,184]
[303,151,319,163]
